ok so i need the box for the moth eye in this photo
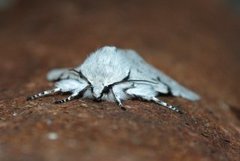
[102,86,110,93]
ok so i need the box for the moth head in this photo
[90,70,131,101]
[92,83,105,100]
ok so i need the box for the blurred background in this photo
[0,0,239,161]
[0,0,239,103]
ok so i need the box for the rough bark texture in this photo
[0,0,239,161]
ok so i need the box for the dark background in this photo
[0,0,239,161]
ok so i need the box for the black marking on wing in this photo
[123,83,135,93]
[156,76,171,95]
[123,83,135,97]
[70,69,91,85]
[99,70,164,99]
[51,72,65,82]
[76,85,90,98]
[52,69,81,82]
[127,79,158,84]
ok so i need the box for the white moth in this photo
[27,46,200,113]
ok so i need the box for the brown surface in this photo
[0,0,240,161]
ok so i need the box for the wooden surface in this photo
[0,0,239,161]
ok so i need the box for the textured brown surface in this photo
[0,0,240,161]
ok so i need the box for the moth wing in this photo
[118,49,169,94]
[154,82,169,94]
[122,49,200,101]
[47,68,70,81]
[155,71,200,101]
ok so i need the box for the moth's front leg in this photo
[27,88,61,101]
[111,82,134,110]
[53,79,89,103]
[27,79,89,104]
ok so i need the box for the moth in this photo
[27,46,200,113]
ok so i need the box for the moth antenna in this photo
[27,88,60,101]
[152,97,183,114]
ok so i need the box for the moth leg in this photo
[110,89,126,111]
[125,84,182,113]
[27,79,89,104]
[152,97,182,113]
[27,88,60,101]
[112,94,125,110]
[54,79,89,104]
[111,83,134,111]
[54,91,80,104]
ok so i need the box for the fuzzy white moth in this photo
[27,46,200,113]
